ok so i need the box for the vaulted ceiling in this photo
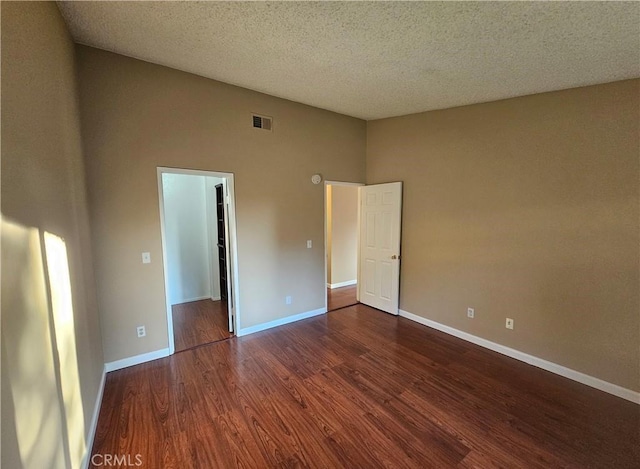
[58,1,640,120]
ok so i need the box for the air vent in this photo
[252,114,272,131]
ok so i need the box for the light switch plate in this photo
[307,240,312,249]
[142,252,151,264]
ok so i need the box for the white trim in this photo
[328,279,357,289]
[210,295,222,302]
[104,348,170,373]
[81,366,107,469]
[237,307,326,337]
[324,180,365,187]
[174,295,212,304]
[399,309,640,404]
[157,171,175,354]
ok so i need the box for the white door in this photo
[221,179,235,333]
[359,182,402,315]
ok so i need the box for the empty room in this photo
[1,1,638,468]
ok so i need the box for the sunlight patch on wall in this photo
[44,232,86,469]
[1,218,67,468]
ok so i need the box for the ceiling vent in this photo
[252,114,272,131]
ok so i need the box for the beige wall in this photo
[329,185,359,285]
[76,46,366,362]
[1,2,105,468]
[367,80,640,392]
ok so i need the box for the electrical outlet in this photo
[307,240,312,249]
[137,326,146,338]
[506,318,514,330]
[467,307,474,318]
[285,296,292,305]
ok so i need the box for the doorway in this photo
[158,167,239,354]
[325,182,363,311]
[324,181,403,316]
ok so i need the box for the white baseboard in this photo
[399,309,640,404]
[81,366,107,469]
[104,348,171,373]
[174,295,212,304]
[328,279,357,289]
[210,295,221,301]
[237,307,326,337]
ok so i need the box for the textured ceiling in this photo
[57,1,640,120]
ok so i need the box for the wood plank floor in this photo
[172,299,231,352]
[327,284,358,311]
[92,304,639,468]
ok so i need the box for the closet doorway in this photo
[158,167,239,353]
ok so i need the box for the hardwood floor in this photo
[172,299,231,352]
[327,284,358,311]
[92,304,639,468]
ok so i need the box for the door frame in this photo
[157,166,241,355]
[324,180,365,312]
